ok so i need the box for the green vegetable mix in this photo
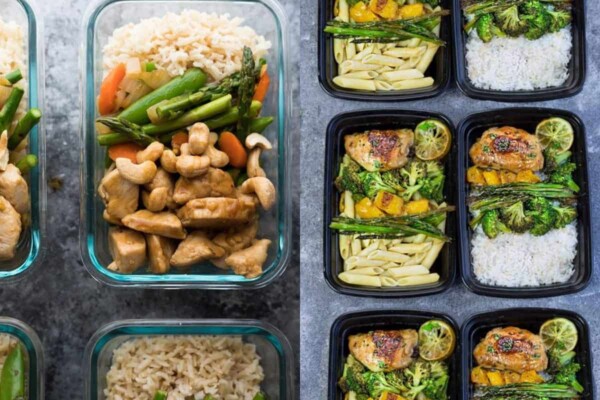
[0,345,25,400]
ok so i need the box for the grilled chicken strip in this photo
[0,164,30,215]
[173,168,236,204]
[349,329,418,372]
[170,231,226,269]
[0,195,21,261]
[473,326,548,373]
[345,129,414,172]
[177,197,257,229]
[121,210,186,239]
[98,169,139,220]
[469,126,544,172]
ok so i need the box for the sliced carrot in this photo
[218,131,247,168]
[98,64,126,115]
[252,71,270,103]
[108,142,143,163]
[171,132,189,148]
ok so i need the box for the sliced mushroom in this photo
[177,197,257,229]
[0,164,30,214]
[136,141,164,163]
[170,231,226,269]
[245,133,272,178]
[176,155,210,178]
[0,195,21,261]
[240,177,276,210]
[160,149,178,173]
[121,210,186,239]
[225,239,271,278]
[0,131,8,171]
[188,123,210,155]
[116,158,157,185]
[213,219,258,254]
[205,132,229,168]
[245,133,273,151]
[146,234,176,274]
[142,187,169,212]
[98,169,139,220]
[172,168,236,204]
[107,226,146,273]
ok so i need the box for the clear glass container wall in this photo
[0,0,46,282]
[80,0,291,288]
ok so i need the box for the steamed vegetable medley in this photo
[339,320,455,400]
[330,119,454,288]
[96,15,277,278]
[471,318,585,399]
[0,335,26,400]
[467,117,579,287]
[325,0,449,92]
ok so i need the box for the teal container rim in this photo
[79,0,292,288]
[0,316,45,399]
[0,0,47,283]
[83,318,295,399]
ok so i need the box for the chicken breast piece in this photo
[473,326,548,373]
[213,219,258,254]
[0,164,29,215]
[121,210,186,239]
[144,168,176,209]
[146,234,176,274]
[0,195,21,261]
[173,168,236,204]
[107,227,146,273]
[348,329,418,372]
[177,197,257,229]
[170,231,226,269]
[344,129,414,172]
[469,126,544,172]
[225,239,271,278]
[98,169,139,219]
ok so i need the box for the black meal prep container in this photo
[461,308,595,400]
[329,310,460,400]
[318,0,453,101]
[323,110,458,297]
[452,0,586,102]
[457,108,592,298]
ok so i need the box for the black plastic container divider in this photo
[457,108,592,298]
[452,0,586,102]
[318,0,453,101]
[329,310,460,400]
[324,110,458,297]
[462,308,594,400]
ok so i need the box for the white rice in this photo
[0,17,25,75]
[102,10,271,82]
[465,28,572,91]
[0,334,18,372]
[105,335,265,400]
[471,223,577,287]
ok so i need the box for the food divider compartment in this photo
[452,0,586,102]
[329,310,460,400]
[461,308,594,400]
[318,0,452,101]
[457,108,592,298]
[85,319,294,400]
[80,0,291,288]
[324,110,457,297]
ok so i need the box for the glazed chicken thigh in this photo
[349,329,419,372]
[344,129,414,172]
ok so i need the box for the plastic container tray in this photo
[461,308,594,400]
[84,319,294,400]
[0,317,45,399]
[453,0,586,102]
[0,0,46,283]
[323,110,458,297]
[318,0,452,101]
[328,310,460,400]
[80,0,291,288]
[457,108,592,298]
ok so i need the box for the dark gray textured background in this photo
[300,0,600,399]
[0,0,300,398]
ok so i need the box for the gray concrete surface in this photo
[0,0,299,398]
[299,1,600,398]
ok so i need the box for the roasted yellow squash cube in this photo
[355,197,385,218]
[503,371,521,384]
[520,370,544,383]
[467,166,486,185]
[471,366,490,386]
[369,0,399,19]
[374,191,404,215]
[486,370,505,386]
[350,1,380,22]
[398,3,424,19]
[500,170,517,184]
[515,170,541,183]
[405,199,429,215]
[482,170,501,186]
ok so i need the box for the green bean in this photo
[0,345,25,400]
[0,87,24,133]
[15,154,38,174]
[8,108,42,150]
[4,69,22,85]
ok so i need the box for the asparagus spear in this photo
[469,182,576,200]
[249,116,274,133]
[236,46,256,139]
[475,383,579,399]
[8,107,42,150]
[4,69,22,85]
[0,87,24,133]
[14,154,38,174]
[95,117,156,146]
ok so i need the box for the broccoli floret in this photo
[358,171,397,199]
[363,371,402,398]
[552,204,577,229]
[423,361,449,400]
[475,13,495,42]
[548,349,584,393]
[548,9,572,32]
[401,360,430,399]
[481,210,502,239]
[554,362,584,393]
[526,197,558,236]
[496,5,528,36]
[386,370,409,392]
[338,355,368,394]
[335,155,364,195]
[401,161,427,187]
[419,174,445,203]
[500,201,533,233]
[520,0,546,15]
[549,162,580,192]
[523,11,551,40]
[544,147,572,172]
[421,0,440,6]
[381,169,406,193]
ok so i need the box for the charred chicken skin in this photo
[469,126,544,172]
[473,326,548,373]
[344,129,414,172]
[348,329,418,372]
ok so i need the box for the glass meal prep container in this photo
[84,319,294,400]
[0,0,46,283]
[0,317,45,399]
[80,0,291,288]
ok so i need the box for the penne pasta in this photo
[345,42,356,60]
[367,250,411,263]
[350,236,362,256]
[349,266,385,276]
[362,54,406,67]
[339,60,381,74]
[403,252,428,267]
[339,71,378,80]
[383,46,426,59]
[344,191,355,218]
[422,240,445,269]
[345,256,387,269]
[352,46,374,61]
[334,38,346,65]
[391,77,435,90]
[374,80,394,91]
[333,76,377,91]
[380,69,424,82]
[396,273,440,286]
[416,45,439,73]
[338,0,350,21]
[385,265,430,278]
[388,242,432,254]
[339,235,351,260]
[381,276,399,287]
[338,272,381,287]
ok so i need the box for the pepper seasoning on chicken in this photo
[348,329,418,372]
[344,129,414,172]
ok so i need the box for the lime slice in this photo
[540,317,578,352]
[535,117,574,152]
[414,119,452,161]
[418,319,456,361]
